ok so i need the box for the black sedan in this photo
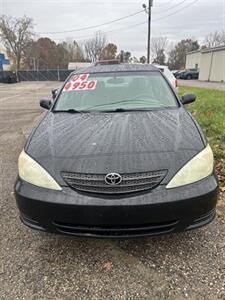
[0,71,18,83]
[15,64,218,238]
[179,69,199,80]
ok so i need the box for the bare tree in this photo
[61,38,85,62]
[116,50,132,63]
[84,31,106,62]
[151,37,168,64]
[205,31,225,48]
[0,15,34,70]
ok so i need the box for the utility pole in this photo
[143,0,153,64]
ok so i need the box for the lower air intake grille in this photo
[52,220,178,237]
[61,170,167,194]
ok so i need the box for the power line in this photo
[153,0,176,7]
[67,0,200,41]
[38,9,145,35]
[153,0,188,14]
[75,23,146,41]
[39,0,189,36]
[67,21,147,42]
[38,0,200,39]
[153,0,200,21]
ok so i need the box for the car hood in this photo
[26,108,205,185]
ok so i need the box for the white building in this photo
[186,46,225,82]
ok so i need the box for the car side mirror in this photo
[40,99,52,110]
[181,93,196,105]
[52,88,58,100]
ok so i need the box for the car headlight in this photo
[18,150,62,191]
[166,144,214,189]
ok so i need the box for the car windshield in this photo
[54,71,178,112]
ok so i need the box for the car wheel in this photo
[187,75,192,80]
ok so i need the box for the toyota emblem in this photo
[105,173,122,185]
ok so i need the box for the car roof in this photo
[71,63,159,75]
[153,64,169,70]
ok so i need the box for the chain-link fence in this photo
[0,69,73,83]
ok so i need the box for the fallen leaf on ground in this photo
[103,260,113,270]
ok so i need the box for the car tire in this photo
[187,75,192,80]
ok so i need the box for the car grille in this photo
[52,219,178,237]
[61,170,167,194]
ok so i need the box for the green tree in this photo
[56,44,70,68]
[100,43,117,60]
[35,38,58,69]
[167,39,200,70]
[23,37,70,69]
[140,56,147,64]
[117,50,131,63]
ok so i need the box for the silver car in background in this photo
[154,65,179,93]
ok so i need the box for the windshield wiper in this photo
[103,108,128,112]
[54,109,89,113]
[100,108,152,113]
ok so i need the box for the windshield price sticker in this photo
[64,80,97,91]
[71,74,89,82]
[63,74,97,91]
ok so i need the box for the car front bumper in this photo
[15,174,219,238]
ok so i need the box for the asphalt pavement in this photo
[179,80,225,91]
[0,82,225,300]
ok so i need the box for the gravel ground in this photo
[0,81,225,300]
[179,80,225,91]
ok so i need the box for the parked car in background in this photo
[179,69,199,80]
[172,70,179,75]
[154,65,178,93]
[0,71,18,83]
[172,70,183,78]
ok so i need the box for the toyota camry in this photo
[14,64,218,238]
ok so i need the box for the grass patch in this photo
[179,86,225,189]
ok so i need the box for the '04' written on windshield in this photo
[63,74,97,91]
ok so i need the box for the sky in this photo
[0,0,225,58]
